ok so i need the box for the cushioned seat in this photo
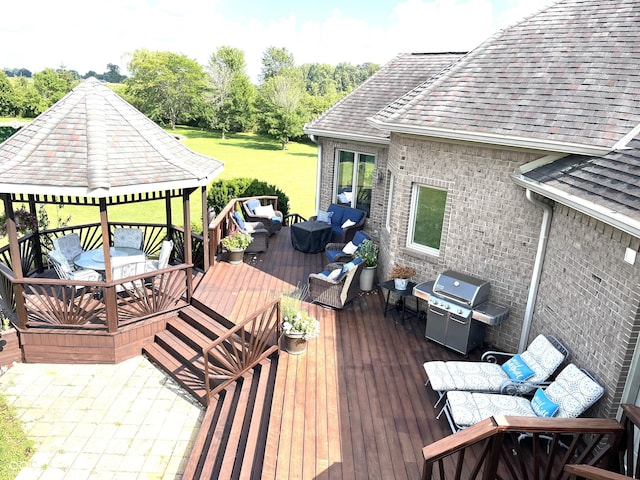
[424,335,568,408]
[231,211,268,253]
[308,257,364,309]
[52,233,84,267]
[443,364,604,432]
[310,203,366,243]
[325,230,371,263]
[242,198,283,235]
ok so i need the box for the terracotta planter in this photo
[360,265,376,291]
[283,333,308,355]
[227,248,245,265]
[394,278,409,290]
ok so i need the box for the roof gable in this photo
[304,52,464,143]
[371,0,640,154]
[0,78,223,197]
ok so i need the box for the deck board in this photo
[193,226,478,480]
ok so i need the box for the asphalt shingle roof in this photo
[371,0,640,153]
[0,78,223,197]
[304,52,465,142]
[523,138,640,224]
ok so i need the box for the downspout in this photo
[309,134,322,213]
[519,189,553,352]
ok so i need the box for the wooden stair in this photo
[143,302,278,480]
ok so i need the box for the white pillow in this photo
[328,268,342,280]
[341,219,356,229]
[254,204,276,217]
[244,223,254,233]
[342,241,358,254]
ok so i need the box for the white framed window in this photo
[335,150,375,216]
[385,171,394,233]
[407,183,448,255]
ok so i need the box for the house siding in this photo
[532,205,640,417]
[380,134,542,353]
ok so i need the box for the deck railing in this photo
[202,298,281,405]
[421,416,624,480]
[0,222,202,331]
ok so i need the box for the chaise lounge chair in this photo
[423,334,569,408]
[442,363,604,432]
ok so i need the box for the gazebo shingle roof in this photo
[0,78,223,197]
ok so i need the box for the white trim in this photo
[407,183,447,254]
[304,127,390,145]
[367,118,612,156]
[511,173,640,239]
[315,141,322,213]
[0,167,223,198]
[334,149,376,213]
[613,122,640,150]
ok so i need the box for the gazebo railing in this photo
[0,221,203,331]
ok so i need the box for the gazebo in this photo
[0,78,223,362]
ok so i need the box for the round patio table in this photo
[74,247,145,272]
[291,221,332,253]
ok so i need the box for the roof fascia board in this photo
[0,168,223,198]
[368,118,612,156]
[303,127,390,145]
[511,172,640,239]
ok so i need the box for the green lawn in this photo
[2,128,318,229]
[0,396,33,479]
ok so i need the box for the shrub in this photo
[207,177,290,216]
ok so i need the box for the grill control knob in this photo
[457,309,463,315]
[445,304,450,310]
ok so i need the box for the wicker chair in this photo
[308,258,364,309]
[324,230,371,263]
[231,211,268,253]
[242,198,283,235]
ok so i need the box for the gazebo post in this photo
[28,194,44,273]
[165,191,172,241]
[99,199,118,333]
[2,194,28,329]
[201,185,209,272]
[183,188,194,301]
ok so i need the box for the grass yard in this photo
[0,396,33,480]
[1,127,318,230]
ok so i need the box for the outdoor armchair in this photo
[52,233,84,267]
[111,254,147,294]
[48,249,101,287]
[308,257,363,309]
[242,198,283,235]
[324,230,371,263]
[423,334,569,408]
[442,363,604,432]
[231,211,268,253]
[146,240,174,273]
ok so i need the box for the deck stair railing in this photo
[421,415,625,480]
[202,298,281,405]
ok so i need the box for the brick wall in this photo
[532,205,640,417]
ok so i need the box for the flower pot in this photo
[360,265,376,291]
[394,278,409,290]
[283,333,308,355]
[227,248,245,265]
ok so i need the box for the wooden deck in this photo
[192,226,478,480]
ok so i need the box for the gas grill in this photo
[414,270,510,356]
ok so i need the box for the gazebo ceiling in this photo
[0,78,224,198]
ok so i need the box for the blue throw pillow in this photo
[531,388,559,417]
[234,211,246,231]
[317,210,333,224]
[327,204,343,224]
[501,354,534,381]
[246,199,261,214]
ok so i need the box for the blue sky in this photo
[2,0,553,82]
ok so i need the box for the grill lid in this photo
[433,270,490,307]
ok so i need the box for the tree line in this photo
[1,47,379,148]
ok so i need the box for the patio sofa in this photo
[309,204,366,243]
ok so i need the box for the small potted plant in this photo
[390,263,417,291]
[355,239,378,292]
[280,286,320,354]
[221,231,253,264]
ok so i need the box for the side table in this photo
[379,280,419,324]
